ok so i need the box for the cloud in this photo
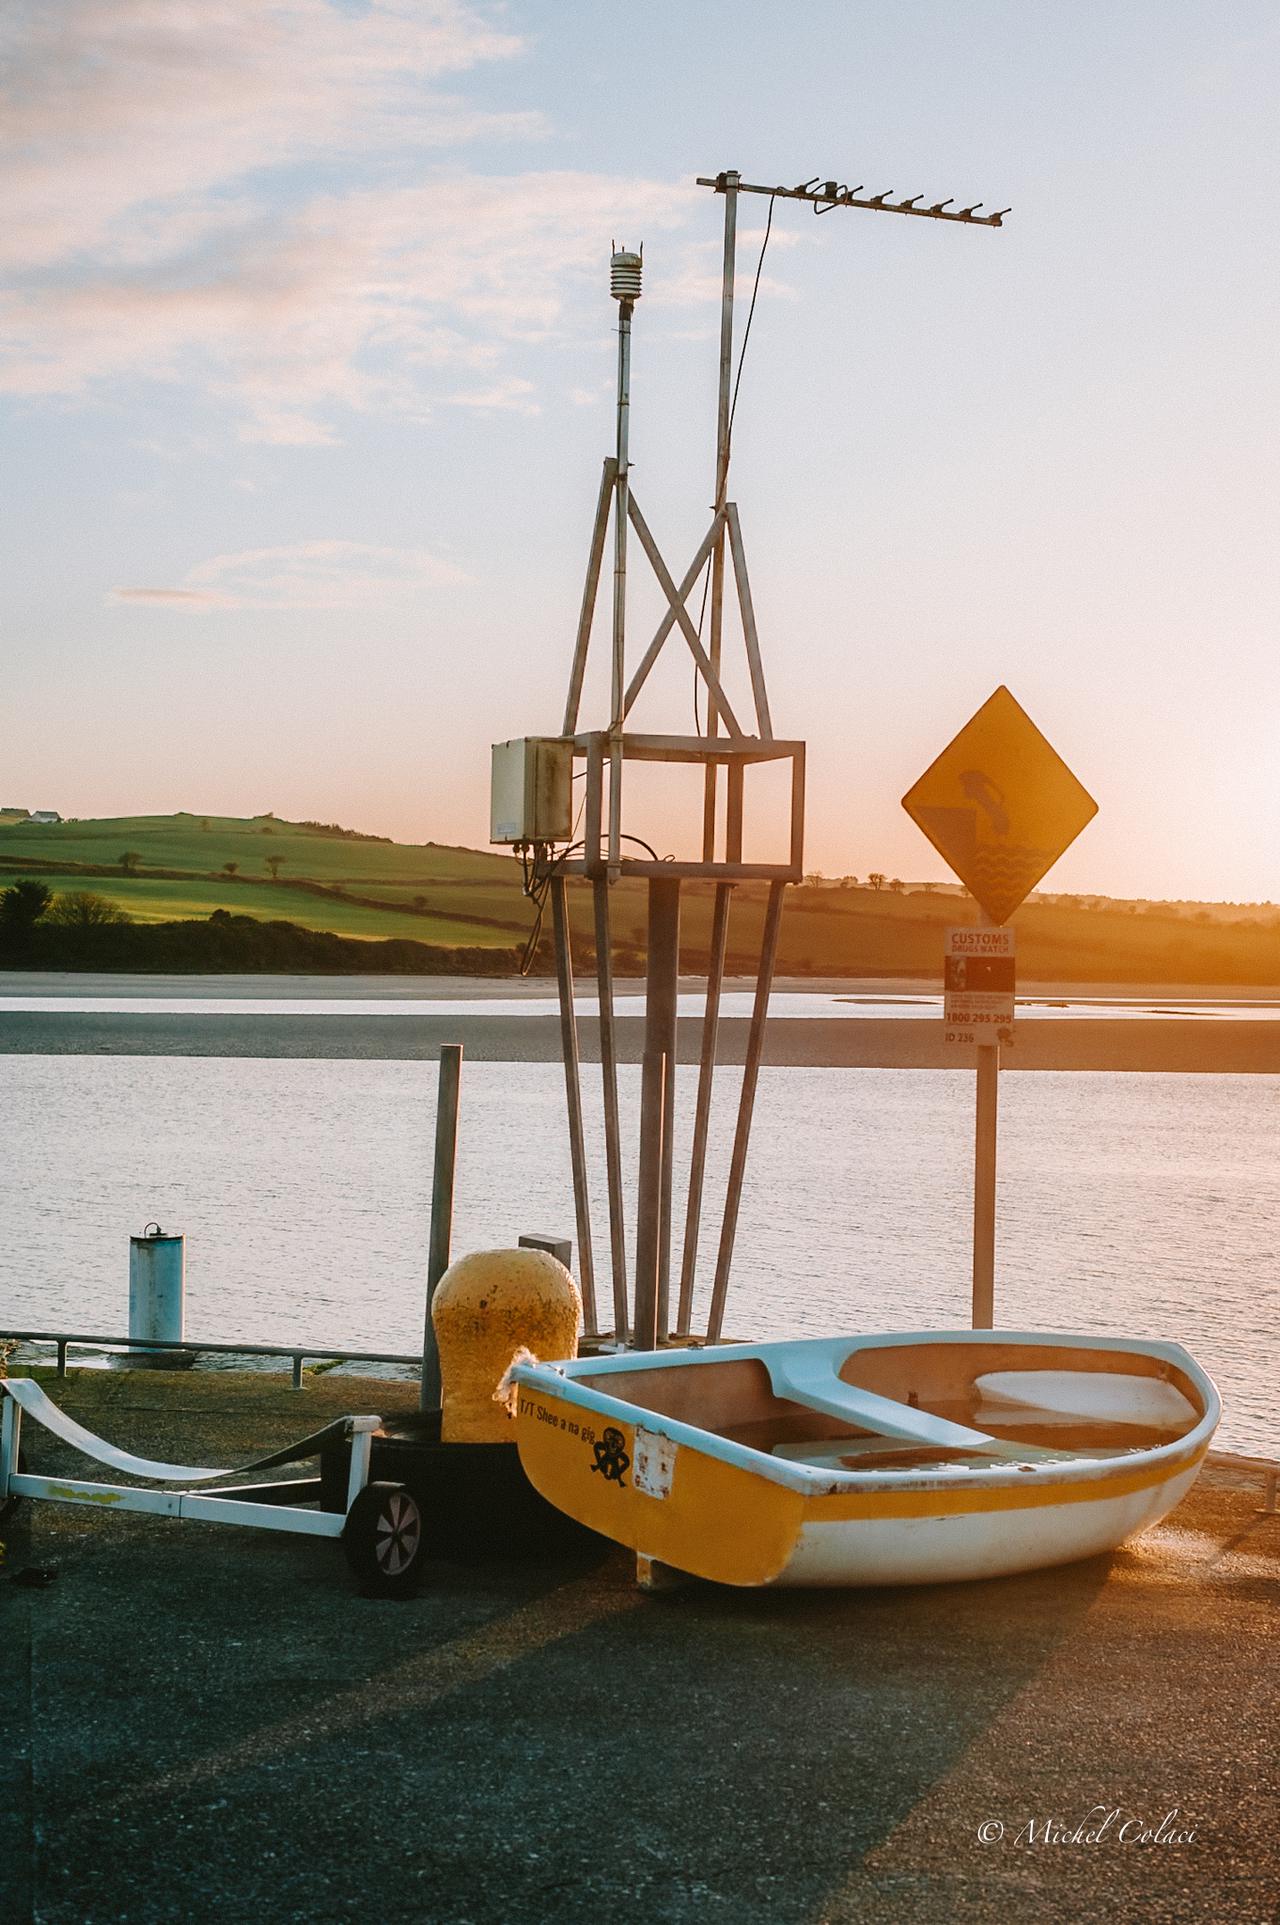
[110,587,223,608]
[644,228,802,311]
[0,1,534,272]
[447,376,539,413]
[113,539,469,612]
[0,2,694,442]
[0,168,688,436]
[237,408,343,448]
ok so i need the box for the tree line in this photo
[0,881,507,975]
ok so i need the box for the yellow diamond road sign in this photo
[902,686,1098,925]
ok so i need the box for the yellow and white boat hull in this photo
[510,1330,1219,1588]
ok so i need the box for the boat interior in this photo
[572,1341,1206,1472]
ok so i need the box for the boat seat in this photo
[764,1351,1000,1448]
[763,1351,1073,1464]
[973,1371,1198,1428]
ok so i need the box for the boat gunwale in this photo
[509,1330,1221,1500]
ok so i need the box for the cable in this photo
[724,191,776,475]
[518,839,583,976]
[517,831,665,974]
[517,778,589,974]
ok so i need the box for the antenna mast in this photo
[495,164,1008,1354]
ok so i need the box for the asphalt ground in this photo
[1,1369,1276,1924]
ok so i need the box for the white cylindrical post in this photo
[129,1225,185,1363]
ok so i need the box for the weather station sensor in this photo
[489,736,574,845]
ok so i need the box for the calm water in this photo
[1,1055,1275,1454]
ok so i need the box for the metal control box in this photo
[490,737,573,844]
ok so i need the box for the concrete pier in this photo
[1,1368,1275,1923]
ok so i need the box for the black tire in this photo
[342,1481,426,1598]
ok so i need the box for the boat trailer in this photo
[0,1371,597,1596]
[0,1376,424,1598]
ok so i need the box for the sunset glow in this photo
[4,2,1276,901]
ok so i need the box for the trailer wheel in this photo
[342,1481,425,1598]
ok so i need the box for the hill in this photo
[0,812,524,948]
[1,811,1276,982]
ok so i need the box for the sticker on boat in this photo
[633,1428,677,1500]
[589,1426,630,1485]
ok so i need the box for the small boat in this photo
[509,1330,1220,1587]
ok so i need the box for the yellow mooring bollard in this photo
[432,1248,581,1443]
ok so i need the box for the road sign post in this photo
[973,1032,998,1327]
[903,687,1097,1328]
[944,923,1014,1324]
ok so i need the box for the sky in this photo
[3,0,1277,901]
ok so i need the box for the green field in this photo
[0,813,511,883]
[0,810,666,957]
[2,811,1276,982]
[2,874,519,947]
[0,813,527,949]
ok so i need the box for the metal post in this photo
[726,502,773,737]
[706,878,784,1342]
[0,1394,20,1506]
[551,876,599,1334]
[713,171,740,504]
[345,1422,375,1510]
[634,876,680,1348]
[593,875,629,1341]
[703,170,738,860]
[609,297,634,872]
[657,882,682,1337]
[563,457,617,736]
[633,1047,666,1352]
[518,1233,573,1270]
[677,881,732,1334]
[420,1042,463,1410]
[972,1042,999,1327]
[584,732,604,875]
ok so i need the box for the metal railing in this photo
[0,1328,420,1392]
